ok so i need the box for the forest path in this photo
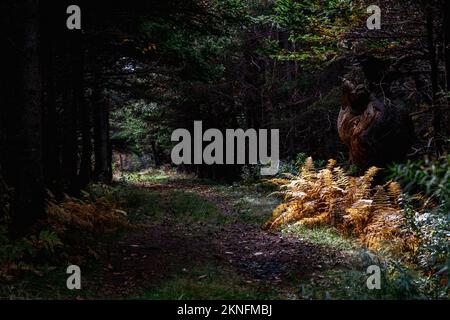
[89,173,358,299]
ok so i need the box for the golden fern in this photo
[266,158,416,253]
[46,193,131,236]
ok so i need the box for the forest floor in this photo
[2,169,381,300]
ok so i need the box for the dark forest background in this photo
[1,0,449,234]
[0,0,449,300]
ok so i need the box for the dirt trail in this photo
[95,180,353,298]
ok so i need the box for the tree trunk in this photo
[11,0,45,234]
[93,83,112,184]
[61,28,85,195]
[61,78,79,194]
[444,0,450,139]
[41,2,61,196]
[74,31,92,189]
[426,5,443,155]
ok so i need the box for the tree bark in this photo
[61,76,79,194]
[444,0,450,139]
[61,28,86,195]
[426,4,443,155]
[41,1,62,196]
[74,31,93,189]
[93,83,112,184]
[11,0,45,234]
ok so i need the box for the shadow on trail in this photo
[94,176,357,298]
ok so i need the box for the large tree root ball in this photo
[338,80,415,168]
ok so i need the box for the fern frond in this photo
[266,157,412,254]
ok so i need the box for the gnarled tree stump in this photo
[338,80,414,168]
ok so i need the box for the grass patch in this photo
[104,178,278,227]
[231,195,278,225]
[210,184,279,226]
[94,183,229,226]
[0,265,101,300]
[135,263,281,300]
[282,224,358,251]
[298,265,430,300]
[111,170,281,227]
[169,190,227,225]
[116,169,174,184]
[298,268,375,300]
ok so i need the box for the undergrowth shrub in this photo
[46,191,131,242]
[264,157,416,254]
[388,155,449,202]
[0,187,130,282]
[389,155,450,297]
[268,156,449,298]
